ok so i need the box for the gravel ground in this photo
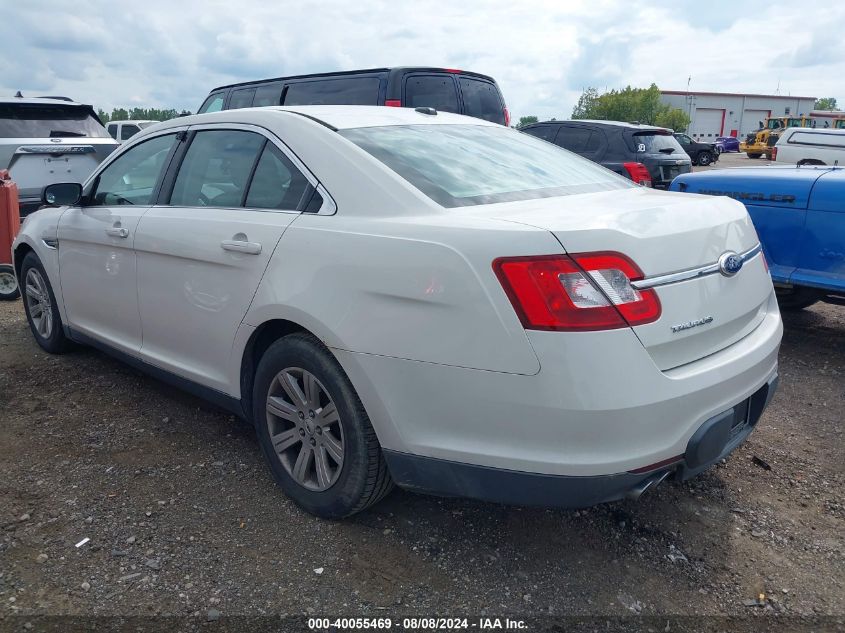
[0,279,843,630]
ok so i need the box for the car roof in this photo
[156,105,501,131]
[0,96,93,107]
[533,119,670,133]
[209,66,498,92]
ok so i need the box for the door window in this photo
[458,78,504,124]
[244,144,310,210]
[198,93,225,114]
[555,127,592,153]
[522,125,555,142]
[283,77,381,105]
[169,130,265,208]
[120,124,140,141]
[404,75,459,113]
[229,88,256,110]
[107,123,118,139]
[253,83,284,107]
[89,134,176,206]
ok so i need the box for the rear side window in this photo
[555,127,592,153]
[284,77,380,106]
[120,124,140,141]
[521,125,556,142]
[107,123,118,139]
[170,130,265,208]
[0,103,110,138]
[458,78,504,124]
[245,144,310,211]
[198,93,225,114]
[229,88,256,110]
[90,134,176,206]
[253,83,284,107]
[404,75,459,113]
[787,131,845,148]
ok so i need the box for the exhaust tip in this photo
[626,470,672,500]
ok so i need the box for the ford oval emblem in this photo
[718,251,743,277]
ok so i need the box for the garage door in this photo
[742,109,770,137]
[691,108,724,140]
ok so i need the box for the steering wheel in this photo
[197,192,211,207]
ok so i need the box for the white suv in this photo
[12,106,782,518]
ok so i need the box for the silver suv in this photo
[0,96,118,216]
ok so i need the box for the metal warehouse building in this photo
[660,91,816,141]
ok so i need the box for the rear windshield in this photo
[340,124,629,208]
[629,132,683,154]
[458,77,505,124]
[0,103,109,138]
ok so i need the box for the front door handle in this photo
[221,239,262,255]
[105,227,129,238]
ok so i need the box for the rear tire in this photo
[797,159,826,166]
[776,287,821,311]
[697,151,713,166]
[747,153,762,159]
[20,252,70,353]
[0,264,19,301]
[253,332,393,518]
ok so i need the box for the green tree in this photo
[570,84,690,131]
[814,97,839,111]
[97,107,192,124]
[517,115,539,128]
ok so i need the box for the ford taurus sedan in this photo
[12,106,782,518]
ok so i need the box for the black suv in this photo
[198,67,510,126]
[521,120,691,188]
[673,132,718,166]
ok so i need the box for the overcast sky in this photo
[2,0,842,119]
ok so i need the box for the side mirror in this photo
[42,182,82,206]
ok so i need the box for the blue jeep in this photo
[670,166,845,310]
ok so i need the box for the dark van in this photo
[198,67,510,126]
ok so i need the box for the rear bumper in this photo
[385,375,778,508]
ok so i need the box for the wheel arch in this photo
[13,240,34,282]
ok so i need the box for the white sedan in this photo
[12,106,782,518]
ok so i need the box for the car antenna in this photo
[14,91,23,98]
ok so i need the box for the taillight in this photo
[622,162,652,187]
[503,106,511,127]
[384,99,402,107]
[771,146,778,161]
[493,252,661,331]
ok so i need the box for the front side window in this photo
[244,144,310,210]
[90,133,176,206]
[403,75,459,113]
[229,88,256,110]
[169,130,265,208]
[341,124,629,208]
[458,78,504,124]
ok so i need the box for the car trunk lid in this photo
[484,187,772,370]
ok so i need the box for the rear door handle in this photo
[105,227,129,238]
[221,239,262,255]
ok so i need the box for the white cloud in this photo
[2,0,842,118]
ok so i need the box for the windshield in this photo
[0,103,110,138]
[340,124,629,208]
[629,132,683,154]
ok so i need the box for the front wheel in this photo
[20,252,70,353]
[697,152,713,166]
[0,264,19,300]
[253,333,393,518]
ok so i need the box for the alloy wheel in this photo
[25,269,53,338]
[266,367,345,491]
[0,269,18,296]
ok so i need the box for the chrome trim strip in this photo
[632,243,762,290]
